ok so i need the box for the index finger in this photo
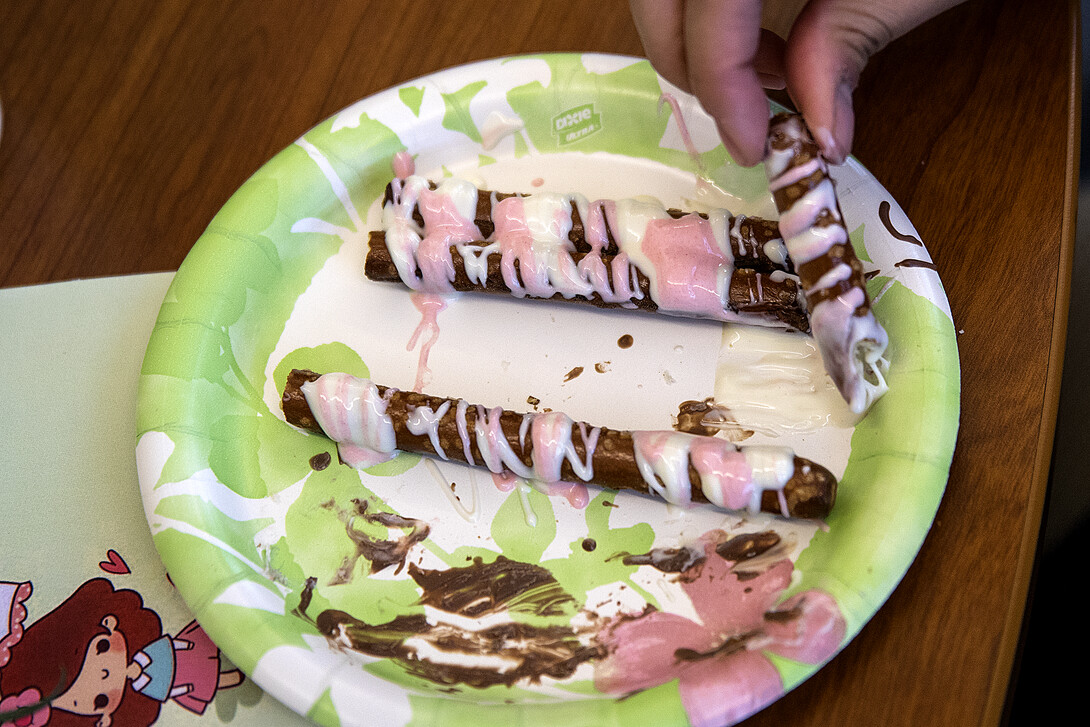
[630,0,689,92]
[683,0,771,166]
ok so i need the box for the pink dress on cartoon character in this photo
[128,620,229,715]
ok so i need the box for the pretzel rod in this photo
[765,113,890,413]
[282,369,837,519]
[368,176,809,330]
[366,232,810,331]
[381,181,795,275]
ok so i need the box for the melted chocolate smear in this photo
[310,451,332,470]
[411,556,575,618]
[764,602,803,624]
[299,555,601,690]
[716,530,781,563]
[617,334,634,349]
[895,258,938,271]
[879,200,923,246]
[293,576,318,622]
[674,631,759,663]
[326,499,431,582]
[413,622,601,689]
[563,366,584,382]
[317,610,429,659]
[618,546,706,576]
[675,399,753,442]
[716,530,793,580]
[675,398,722,437]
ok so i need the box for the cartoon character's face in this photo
[51,615,141,727]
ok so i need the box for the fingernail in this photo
[757,72,786,91]
[823,80,855,164]
[814,126,843,164]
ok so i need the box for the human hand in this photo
[630,0,964,166]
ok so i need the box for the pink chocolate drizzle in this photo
[407,292,447,392]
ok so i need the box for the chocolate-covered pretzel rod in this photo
[765,113,889,413]
[366,233,809,331]
[369,175,809,330]
[381,181,794,274]
[282,369,836,519]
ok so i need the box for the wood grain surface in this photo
[0,1,1076,725]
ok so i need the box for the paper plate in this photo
[136,53,959,727]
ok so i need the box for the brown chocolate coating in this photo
[282,369,836,519]
[768,111,822,169]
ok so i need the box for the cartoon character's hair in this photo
[0,578,163,726]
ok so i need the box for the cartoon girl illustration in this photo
[0,578,243,727]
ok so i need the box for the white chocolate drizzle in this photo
[422,458,479,524]
[406,401,452,459]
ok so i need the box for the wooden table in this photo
[0,1,1076,724]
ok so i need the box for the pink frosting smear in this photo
[595,535,847,727]
[392,149,415,179]
[641,214,726,318]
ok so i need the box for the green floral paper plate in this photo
[136,54,960,727]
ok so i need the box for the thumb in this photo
[785,0,963,163]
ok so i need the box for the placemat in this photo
[0,274,308,726]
